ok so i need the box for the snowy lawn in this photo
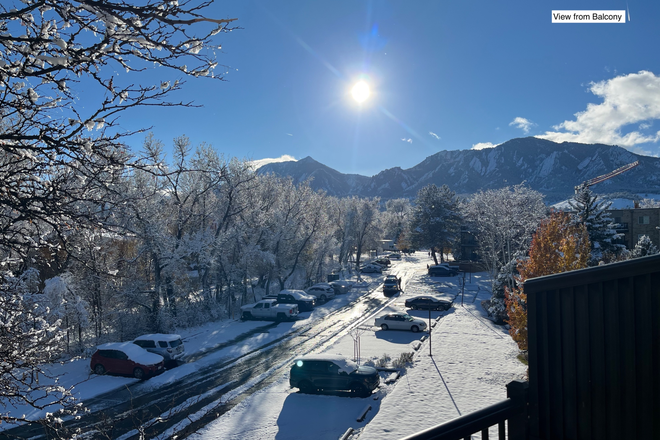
[191,261,526,440]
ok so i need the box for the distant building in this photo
[380,239,396,252]
[608,207,660,249]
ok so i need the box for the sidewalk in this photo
[355,280,526,440]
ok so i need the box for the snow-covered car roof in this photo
[384,275,398,280]
[280,289,315,300]
[134,333,182,341]
[96,342,164,364]
[294,354,358,374]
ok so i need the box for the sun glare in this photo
[351,81,370,103]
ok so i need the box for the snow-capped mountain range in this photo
[257,137,660,203]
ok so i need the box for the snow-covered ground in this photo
[2,254,525,440]
[190,257,526,440]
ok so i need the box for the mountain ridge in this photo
[257,137,660,203]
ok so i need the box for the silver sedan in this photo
[374,313,427,332]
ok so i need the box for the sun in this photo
[351,81,370,103]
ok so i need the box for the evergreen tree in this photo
[631,235,659,258]
[569,186,623,264]
[409,184,461,264]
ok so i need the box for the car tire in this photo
[411,325,420,333]
[94,364,106,375]
[350,382,369,398]
[277,312,286,321]
[298,380,314,394]
[133,368,145,380]
[381,324,389,331]
[320,294,327,303]
[242,312,252,320]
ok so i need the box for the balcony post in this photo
[507,380,529,440]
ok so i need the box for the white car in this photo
[374,313,427,333]
[133,334,185,364]
[361,264,383,273]
[305,283,336,302]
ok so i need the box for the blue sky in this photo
[119,0,660,176]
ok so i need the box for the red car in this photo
[91,342,165,380]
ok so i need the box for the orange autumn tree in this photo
[505,211,590,350]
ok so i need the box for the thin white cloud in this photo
[401,138,413,143]
[429,131,440,140]
[472,142,498,150]
[249,154,297,170]
[509,117,535,134]
[537,71,660,147]
[286,133,293,136]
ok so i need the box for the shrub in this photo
[376,353,391,368]
[392,352,414,368]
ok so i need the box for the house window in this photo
[639,216,650,225]
[613,216,622,224]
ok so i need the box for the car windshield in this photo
[404,314,415,321]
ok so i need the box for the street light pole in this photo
[428,309,432,357]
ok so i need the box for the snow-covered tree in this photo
[639,198,660,208]
[0,1,236,257]
[381,198,412,244]
[333,197,383,275]
[569,186,623,264]
[631,235,659,258]
[461,184,547,291]
[409,184,461,264]
[0,269,81,428]
[43,273,89,354]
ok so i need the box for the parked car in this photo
[329,280,352,294]
[387,253,401,260]
[405,296,452,311]
[374,313,427,332]
[373,257,391,266]
[91,342,165,379]
[305,283,336,302]
[289,354,380,397]
[241,299,299,321]
[275,289,316,311]
[428,265,457,277]
[382,275,400,295]
[361,264,383,274]
[437,262,460,271]
[133,334,185,365]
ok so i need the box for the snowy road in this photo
[1,260,418,439]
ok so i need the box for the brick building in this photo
[608,207,660,249]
